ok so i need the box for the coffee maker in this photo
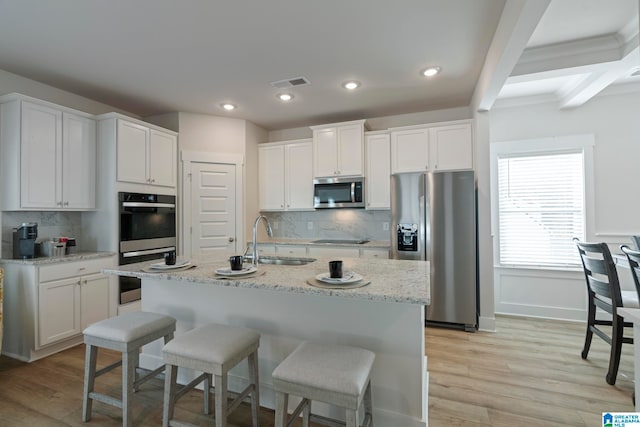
[13,222,38,259]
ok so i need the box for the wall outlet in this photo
[272,221,279,230]
[383,222,389,231]
[307,221,314,230]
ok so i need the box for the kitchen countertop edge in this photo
[250,238,391,248]
[1,251,116,265]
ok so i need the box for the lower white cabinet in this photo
[245,243,390,260]
[307,246,361,258]
[1,256,117,362]
[360,248,390,259]
[276,245,307,257]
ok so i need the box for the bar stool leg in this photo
[274,391,288,427]
[364,381,373,426]
[215,373,228,427]
[302,399,311,427]
[162,364,177,427]
[122,350,137,427]
[204,373,212,415]
[248,350,260,427]
[82,345,98,422]
[346,408,358,427]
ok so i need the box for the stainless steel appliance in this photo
[313,177,365,209]
[118,192,176,304]
[390,171,477,331]
[13,222,38,259]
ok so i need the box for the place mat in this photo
[141,264,196,273]
[215,270,266,280]
[306,277,370,289]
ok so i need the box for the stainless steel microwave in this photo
[313,177,365,209]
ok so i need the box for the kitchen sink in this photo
[253,256,317,265]
[311,239,370,244]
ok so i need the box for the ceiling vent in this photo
[270,76,311,89]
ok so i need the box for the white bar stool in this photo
[272,342,375,427]
[82,311,177,427]
[162,322,261,427]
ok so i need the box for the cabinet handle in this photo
[63,201,69,206]
[287,204,290,208]
[425,164,429,170]
[78,267,86,271]
[57,201,63,206]
[281,204,284,208]
[151,179,155,183]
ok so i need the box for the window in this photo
[497,151,585,268]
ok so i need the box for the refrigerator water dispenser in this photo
[397,223,418,251]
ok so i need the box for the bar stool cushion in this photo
[272,341,375,409]
[163,323,260,374]
[83,311,176,343]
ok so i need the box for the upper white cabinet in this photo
[259,139,314,211]
[390,121,473,174]
[116,119,177,188]
[311,120,366,178]
[0,95,96,210]
[365,132,391,210]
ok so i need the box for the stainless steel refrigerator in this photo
[390,171,477,331]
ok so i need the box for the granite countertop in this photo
[250,238,391,249]
[104,255,428,305]
[0,251,116,265]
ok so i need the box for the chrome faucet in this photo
[248,215,273,266]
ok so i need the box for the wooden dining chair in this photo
[574,238,637,385]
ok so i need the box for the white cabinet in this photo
[0,95,96,210]
[1,256,117,362]
[360,248,390,259]
[390,121,473,173]
[276,245,307,257]
[259,139,313,211]
[117,119,177,188]
[365,132,391,210]
[308,246,360,258]
[311,120,366,178]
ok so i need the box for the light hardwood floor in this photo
[0,315,634,426]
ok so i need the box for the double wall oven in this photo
[118,192,176,304]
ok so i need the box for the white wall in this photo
[490,91,640,320]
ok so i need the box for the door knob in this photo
[228,237,235,242]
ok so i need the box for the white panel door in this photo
[21,101,61,208]
[117,119,148,184]
[62,113,96,209]
[149,130,176,187]
[190,162,237,256]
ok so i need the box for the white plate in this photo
[215,265,257,276]
[150,260,191,270]
[315,271,363,285]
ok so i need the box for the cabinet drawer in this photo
[39,257,114,283]
[276,245,307,256]
[308,246,360,258]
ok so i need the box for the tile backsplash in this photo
[2,211,82,258]
[261,210,391,241]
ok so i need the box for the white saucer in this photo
[215,265,257,276]
[150,260,191,270]
[315,271,363,285]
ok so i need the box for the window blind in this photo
[497,151,584,268]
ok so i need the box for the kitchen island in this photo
[105,255,429,427]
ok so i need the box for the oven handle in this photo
[122,202,176,208]
[122,246,176,258]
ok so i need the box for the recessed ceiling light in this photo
[277,93,294,101]
[421,66,441,77]
[343,81,360,90]
[221,103,236,111]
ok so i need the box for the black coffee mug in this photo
[329,260,343,278]
[229,255,244,271]
[164,251,176,265]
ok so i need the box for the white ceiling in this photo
[0,0,637,129]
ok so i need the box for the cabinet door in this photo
[337,124,364,176]
[391,128,429,174]
[21,101,61,208]
[62,113,96,209]
[38,277,81,348]
[313,127,338,177]
[285,141,313,210]
[117,119,149,184]
[149,130,177,187]
[429,123,473,171]
[81,273,110,330]
[365,134,391,209]
[259,145,285,210]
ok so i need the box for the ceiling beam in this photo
[471,0,551,112]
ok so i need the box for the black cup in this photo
[329,260,343,278]
[229,255,244,271]
[164,251,176,265]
